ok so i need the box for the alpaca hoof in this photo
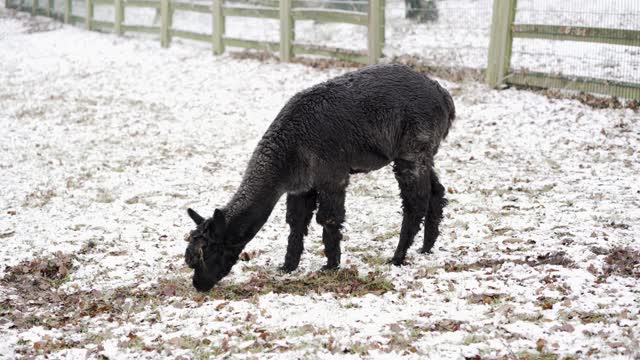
[388,257,407,266]
[320,264,339,272]
[419,247,433,254]
[279,264,297,273]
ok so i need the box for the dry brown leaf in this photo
[558,323,575,332]
[162,284,177,297]
[33,340,48,350]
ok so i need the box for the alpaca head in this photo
[184,208,240,291]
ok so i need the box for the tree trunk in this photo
[405,0,438,22]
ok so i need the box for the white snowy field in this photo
[1,10,640,360]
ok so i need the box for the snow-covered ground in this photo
[1,10,640,359]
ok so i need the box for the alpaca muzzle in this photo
[185,244,207,270]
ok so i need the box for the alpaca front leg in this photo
[316,189,346,270]
[281,190,318,273]
[420,170,447,254]
[391,159,430,265]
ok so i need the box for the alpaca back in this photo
[277,64,455,161]
[239,64,455,194]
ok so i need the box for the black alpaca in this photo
[185,64,455,292]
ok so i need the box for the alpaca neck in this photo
[223,187,281,246]
[222,140,286,246]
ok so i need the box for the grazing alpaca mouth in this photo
[192,267,223,292]
[185,245,208,270]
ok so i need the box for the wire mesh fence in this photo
[291,0,368,52]
[210,0,280,44]
[382,0,492,68]
[250,0,494,68]
[511,0,640,85]
[56,0,494,65]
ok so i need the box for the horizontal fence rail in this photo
[223,5,279,18]
[487,0,640,100]
[125,0,161,8]
[512,24,640,47]
[509,72,640,101]
[293,43,368,63]
[291,8,367,25]
[6,0,383,65]
[172,1,209,12]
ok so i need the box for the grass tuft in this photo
[208,266,395,300]
[23,188,56,207]
[517,351,559,360]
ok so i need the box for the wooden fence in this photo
[5,0,385,65]
[486,0,640,100]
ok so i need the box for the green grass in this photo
[345,341,370,355]
[361,253,388,266]
[373,229,400,242]
[342,302,362,309]
[574,311,607,324]
[155,266,395,301]
[467,293,506,306]
[206,267,395,300]
[517,351,559,360]
[513,313,544,322]
[463,334,486,345]
[95,188,115,203]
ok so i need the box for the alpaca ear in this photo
[187,208,205,225]
[212,209,226,236]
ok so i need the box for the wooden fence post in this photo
[160,0,170,47]
[47,0,53,16]
[368,0,382,65]
[279,0,292,62]
[85,0,93,30]
[115,0,124,35]
[64,0,71,23]
[486,0,517,87]
[379,0,385,52]
[31,0,37,16]
[212,0,224,54]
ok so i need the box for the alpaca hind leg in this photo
[391,158,431,265]
[281,190,318,273]
[420,170,447,254]
[316,189,346,270]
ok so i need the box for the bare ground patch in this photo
[584,247,640,281]
[1,254,394,329]
[0,9,63,33]
[229,50,362,70]
[443,251,576,273]
[1,253,395,356]
[602,247,640,279]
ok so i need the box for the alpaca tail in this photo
[440,85,456,140]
